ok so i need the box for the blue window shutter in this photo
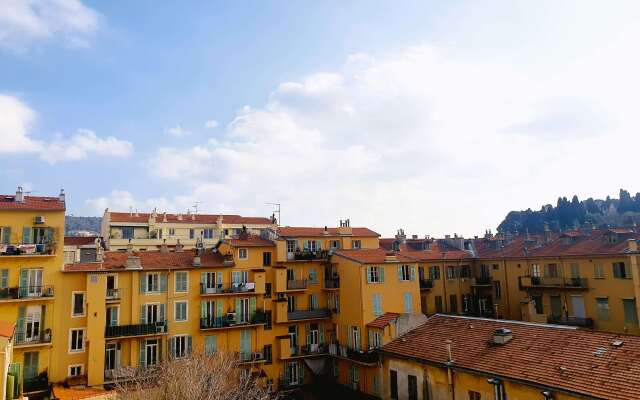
[379,266,385,283]
[0,269,8,289]
[22,227,31,244]
[160,273,167,292]
[1,227,10,244]
[110,307,118,326]
[140,305,147,324]
[404,293,413,313]
[366,267,372,283]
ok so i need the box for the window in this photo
[449,294,458,313]
[446,265,457,279]
[287,296,296,312]
[307,268,317,284]
[171,335,191,359]
[533,295,543,314]
[372,294,383,316]
[309,294,318,310]
[390,370,398,399]
[169,228,175,236]
[531,264,541,277]
[352,240,361,249]
[175,271,188,293]
[460,265,471,278]
[0,269,7,289]
[72,292,85,317]
[106,306,119,327]
[286,240,297,254]
[143,272,162,293]
[349,366,360,390]
[238,248,248,259]
[305,240,319,252]
[203,228,214,239]
[613,262,629,279]
[367,266,384,283]
[493,281,502,299]
[545,263,559,278]
[594,263,605,279]
[492,264,499,270]
[373,374,380,395]
[369,329,382,349]
[264,283,272,298]
[398,264,414,281]
[468,391,481,400]
[435,296,443,313]
[570,263,580,278]
[121,227,134,240]
[69,328,85,352]
[429,265,440,280]
[403,293,413,313]
[68,364,83,377]
[175,300,188,322]
[264,344,273,364]
[330,240,341,249]
[263,252,272,266]
[189,229,195,239]
[489,378,506,400]
[408,374,418,400]
[596,298,610,321]
[205,335,217,354]
[623,299,638,326]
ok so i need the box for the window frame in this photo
[174,271,188,293]
[594,263,605,279]
[351,240,361,249]
[69,328,86,353]
[71,291,86,317]
[68,364,84,377]
[238,248,248,260]
[174,300,188,322]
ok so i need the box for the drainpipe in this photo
[445,339,455,400]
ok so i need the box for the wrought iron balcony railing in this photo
[0,285,54,300]
[200,282,256,295]
[105,321,167,338]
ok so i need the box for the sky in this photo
[1,0,639,237]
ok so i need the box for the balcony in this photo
[293,249,329,261]
[0,243,55,257]
[15,330,52,347]
[330,343,379,364]
[287,279,308,291]
[290,343,328,357]
[519,276,589,290]
[288,308,331,321]
[239,347,270,363]
[419,278,433,290]
[470,276,492,287]
[200,282,256,295]
[324,278,340,289]
[23,374,51,395]
[200,310,267,329]
[0,285,54,301]
[548,315,594,328]
[105,366,158,382]
[106,288,121,301]
[105,321,167,338]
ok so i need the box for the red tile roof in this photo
[225,236,275,247]
[63,249,230,272]
[380,238,473,261]
[366,312,400,329]
[0,321,15,338]
[278,226,379,238]
[0,195,65,211]
[64,236,99,246]
[108,211,272,225]
[333,248,418,264]
[382,315,640,400]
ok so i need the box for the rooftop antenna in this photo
[266,202,281,226]
[193,201,201,214]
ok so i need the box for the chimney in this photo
[177,213,183,221]
[176,239,184,252]
[323,226,329,235]
[125,255,142,270]
[412,234,418,240]
[192,254,201,267]
[163,212,167,222]
[627,239,638,253]
[58,189,65,203]
[126,240,134,254]
[95,238,104,262]
[492,328,513,345]
[15,186,24,203]
[160,239,169,254]
[239,225,248,240]
[544,222,552,243]
[384,252,398,262]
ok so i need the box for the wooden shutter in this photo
[200,301,207,319]
[22,227,31,244]
[139,340,146,366]
[1,227,10,244]
[379,266,385,282]
[159,304,165,322]
[366,267,372,283]
[140,273,146,294]
[19,270,27,297]
[410,266,416,281]
[160,273,167,292]
[140,305,147,324]
[205,335,217,354]
[170,337,176,359]
[187,335,192,355]
[249,297,256,319]
[0,269,8,289]
[397,265,402,280]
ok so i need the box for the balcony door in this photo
[144,339,159,367]
[350,326,360,350]
[286,361,299,385]
[202,272,219,294]
[286,269,295,281]
[105,343,121,372]
[20,269,43,297]
[308,323,319,352]
[571,295,585,318]
[237,298,249,323]
[24,305,42,342]
[23,352,39,380]
[141,303,165,324]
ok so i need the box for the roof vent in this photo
[492,328,513,345]
[611,340,624,348]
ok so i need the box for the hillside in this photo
[498,189,640,234]
[65,216,102,236]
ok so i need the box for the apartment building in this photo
[0,187,66,399]
[380,314,640,400]
[101,209,275,251]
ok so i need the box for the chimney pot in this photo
[15,186,24,203]
[59,189,65,203]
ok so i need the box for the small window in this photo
[175,271,188,293]
[330,240,341,249]
[171,335,191,359]
[203,228,214,239]
[446,265,457,279]
[238,248,248,260]
[492,264,499,270]
[596,298,610,321]
[69,328,85,352]
[169,228,175,236]
[399,265,412,281]
[72,292,85,317]
[263,252,272,266]
[429,265,440,280]
[613,262,629,279]
[68,364,83,377]
[351,240,361,249]
[189,229,195,239]
[286,240,297,253]
[175,301,188,322]
[468,391,481,400]
[545,264,559,278]
[594,263,605,279]
[435,296,443,313]
[367,266,384,283]
[449,294,458,313]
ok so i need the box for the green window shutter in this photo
[299,362,305,383]
[347,326,353,348]
[200,301,207,319]
[379,266,385,283]
[187,335,192,354]
[170,337,176,359]
[249,297,256,318]
[1,227,10,244]
[235,298,241,316]
[41,305,46,331]
[232,271,241,284]
[404,293,413,313]
[159,304,165,322]
[139,340,147,366]
[45,228,54,243]
[303,241,309,251]
[0,269,8,289]
[216,272,222,286]
[22,227,31,244]
[216,301,223,319]
[205,335,217,354]
[140,305,147,324]
[315,240,321,250]
[410,266,416,281]
[397,265,402,280]
[200,272,207,286]
[19,270,27,297]
[623,299,638,325]
[319,324,325,344]
[160,274,167,292]
[140,274,146,294]
[306,324,311,345]
[110,307,118,326]
[366,267,372,283]
[16,306,26,334]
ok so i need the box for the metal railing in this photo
[330,343,379,364]
[106,288,121,300]
[105,321,167,338]
[471,276,492,286]
[419,278,433,289]
[324,278,340,289]
[0,243,55,256]
[287,279,308,290]
[548,315,594,327]
[14,330,52,346]
[288,308,331,321]
[23,375,50,394]
[200,310,267,329]
[290,343,328,356]
[200,282,256,295]
[0,285,54,300]
[520,276,589,289]
[294,250,329,260]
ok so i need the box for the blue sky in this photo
[1,1,639,236]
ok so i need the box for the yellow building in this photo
[0,187,65,399]
[0,321,16,400]
[379,314,640,400]
[102,209,275,251]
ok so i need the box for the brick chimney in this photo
[175,239,184,252]
[160,239,169,254]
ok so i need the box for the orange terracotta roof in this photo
[0,321,15,338]
[63,249,230,272]
[64,236,99,246]
[380,238,473,261]
[382,315,640,400]
[366,312,400,329]
[0,195,65,211]
[225,236,275,247]
[109,212,272,225]
[278,226,379,238]
[333,248,417,264]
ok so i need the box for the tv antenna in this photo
[193,201,202,214]
[266,202,281,226]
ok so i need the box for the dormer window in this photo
[392,241,400,251]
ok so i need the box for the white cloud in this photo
[0,0,99,49]
[0,94,133,163]
[119,2,640,235]
[204,120,219,129]
[166,125,191,137]
[85,190,190,216]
